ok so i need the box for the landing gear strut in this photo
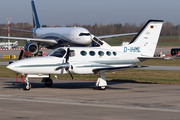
[96,71,107,90]
[23,77,31,90]
[42,78,53,87]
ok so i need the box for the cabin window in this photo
[49,48,66,58]
[113,52,117,56]
[98,51,104,56]
[89,51,95,56]
[81,51,87,56]
[79,33,91,36]
[106,51,111,56]
[69,50,75,57]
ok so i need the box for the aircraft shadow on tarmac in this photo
[110,79,153,84]
[3,80,136,90]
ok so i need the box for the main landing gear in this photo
[23,77,31,90]
[96,71,107,90]
[42,78,53,87]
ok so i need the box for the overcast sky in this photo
[0,0,179,26]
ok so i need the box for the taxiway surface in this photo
[0,77,180,120]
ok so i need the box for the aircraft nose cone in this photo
[85,36,92,45]
[77,36,92,46]
[7,64,13,71]
[6,63,18,73]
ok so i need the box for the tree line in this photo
[0,21,180,37]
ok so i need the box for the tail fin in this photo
[128,20,163,57]
[12,41,18,46]
[31,0,40,28]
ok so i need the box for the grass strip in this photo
[1,65,180,85]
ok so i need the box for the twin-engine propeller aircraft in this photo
[7,20,163,90]
[0,0,136,55]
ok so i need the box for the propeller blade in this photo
[66,48,70,63]
[60,63,70,68]
[66,69,74,82]
[55,63,70,71]
[18,50,24,60]
[55,66,62,71]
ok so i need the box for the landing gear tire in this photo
[98,86,107,90]
[43,78,53,87]
[23,83,31,90]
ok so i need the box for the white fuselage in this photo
[32,27,92,48]
[7,46,141,75]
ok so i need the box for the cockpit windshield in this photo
[46,48,66,58]
[79,33,91,36]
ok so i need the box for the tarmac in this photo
[0,77,180,120]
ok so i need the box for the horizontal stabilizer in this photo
[1,28,32,32]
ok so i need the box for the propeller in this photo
[66,47,70,63]
[66,69,74,81]
[55,47,74,81]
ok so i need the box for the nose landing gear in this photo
[23,77,31,90]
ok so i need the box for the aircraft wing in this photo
[96,32,137,39]
[92,65,147,74]
[0,36,58,45]
[1,28,32,32]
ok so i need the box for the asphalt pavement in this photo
[0,77,180,120]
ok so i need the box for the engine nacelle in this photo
[24,42,38,55]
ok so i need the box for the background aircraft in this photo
[0,0,136,55]
[7,20,163,90]
[0,41,18,49]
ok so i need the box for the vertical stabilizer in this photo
[12,41,18,46]
[129,20,163,57]
[31,0,40,28]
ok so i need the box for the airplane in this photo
[0,41,18,49]
[0,0,137,55]
[7,20,164,90]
